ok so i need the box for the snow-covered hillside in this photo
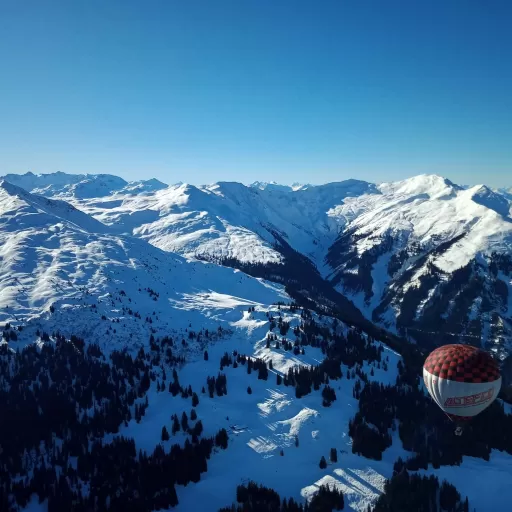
[5,171,512,356]
[325,175,512,356]
[2,177,512,512]
[2,172,376,263]
[6,172,510,272]
[0,182,407,511]
[0,179,288,352]
[327,175,512,274]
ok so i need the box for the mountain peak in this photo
[250,181,295,192]
[120,178,168,194]
[0,180,110,234]
[468,184,510,217]
[378,173,460,198]
[0,171,171,199]
[1,171,128,198]
[0,178,37,200]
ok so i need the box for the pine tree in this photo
[247,386,252,395]
[330,448,338,463]
[161,426,170,441]
[319,456,327,469]
[191,409,197,421]
[172,415,180,434]
[192,420,203,437]
[192,392,199,407]
[215,428,229,449]
[204,350,209,361]
[181,412,189,431]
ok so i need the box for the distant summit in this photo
[249,180,312,192]
[1,171,168,198]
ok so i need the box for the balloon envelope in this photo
[423,344,501,420]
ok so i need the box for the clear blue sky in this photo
[1,0,511,187]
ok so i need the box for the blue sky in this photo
[1,0,511,187]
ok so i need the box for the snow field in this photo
[106,308,407,512]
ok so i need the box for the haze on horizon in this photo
[1,1,511,188]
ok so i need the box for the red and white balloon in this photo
[423,344,501,421]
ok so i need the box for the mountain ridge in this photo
[1,171,512,512]
[2,170,512,357]
[0,180,291,353]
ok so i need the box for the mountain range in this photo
[1,170,512,512]
[4,170,511,360]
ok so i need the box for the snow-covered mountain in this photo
[497,186,512,204]
[325,175,512,357]
[0,180,415,511]
[0,179,289,351]
[41,177,377,265]
[2,171,167,199]
[1,174,512,512]
[250,181,311,192]
[3,171,512,358]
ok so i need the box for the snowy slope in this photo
[147,331,512,512]
[0,181,404,512]
[0,181,289,352]
[14,299,512,512]
[328,175,512,274]
[49,178,377,264]
[4,171,512,355]
[113,317,409,512]
[6,172,510,274]
[496,187,512,213]
[325,175,512,355]
[2,178,512,512]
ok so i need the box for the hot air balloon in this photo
[423,344,501,435]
